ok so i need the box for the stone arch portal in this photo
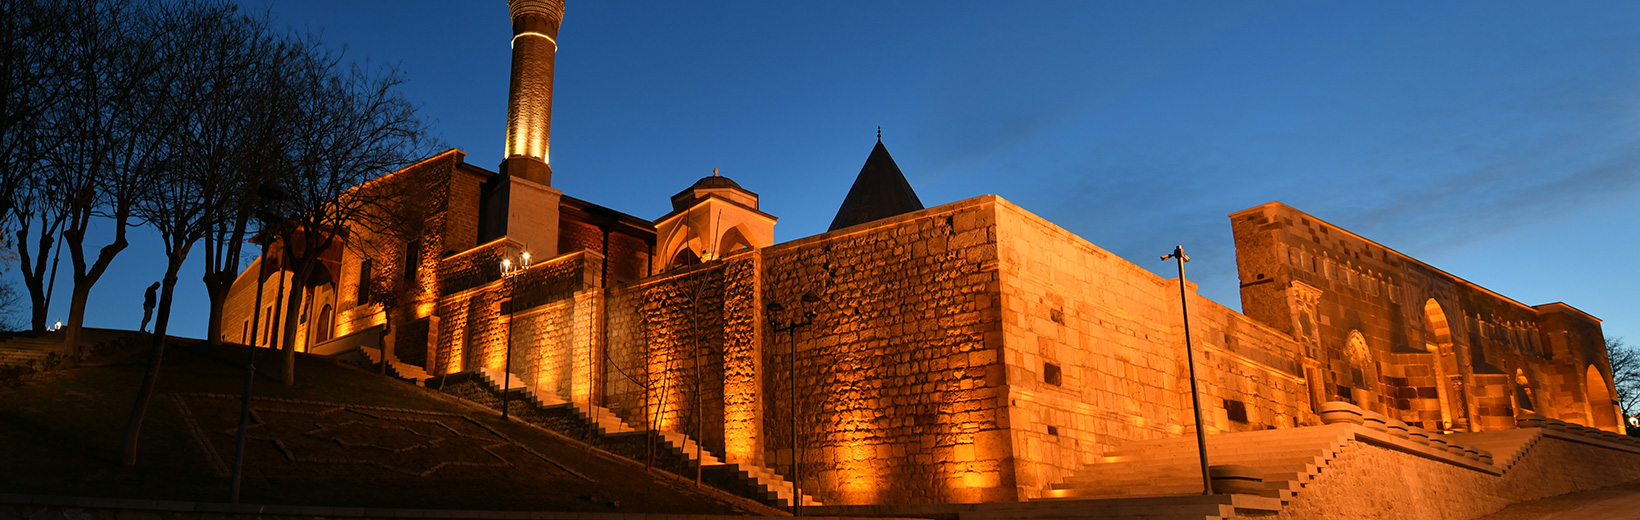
[1423,299,1468,431]
[1587,365,1619,431]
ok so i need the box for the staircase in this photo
[1046,424,1355,505]
[359,346,432,384]
[437,367,819,508]
[0,328,138,368]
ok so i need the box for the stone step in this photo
[1060,453,1331,479]
[358,347,431,383]
[1096,446,1339,466]
[0,328,136,365]
[1049,424,1362,508]
[1109,430,1350,456]
[701,463,821,507]
[445,367,820,508]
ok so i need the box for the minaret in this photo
[503,0,563,185]
[497,0,565,257]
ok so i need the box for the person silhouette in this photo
[140,282,159,333]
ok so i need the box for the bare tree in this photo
[1609,337,1639,422]
[3,0,74,332]
[41,0,188,353]
[266,45,432,385]
[120,0,280,467]
[197,20,300,347]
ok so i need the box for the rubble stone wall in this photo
[756,196,1007,505]
[602,260,736,457]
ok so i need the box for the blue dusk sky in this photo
[10,1,1638,346]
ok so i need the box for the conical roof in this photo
[828,140,924,231]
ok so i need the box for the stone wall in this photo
[1230,202,1617,435]
[994,201,1314,500]
[602,260,735,456]
[757,196,1007,505]
[431,240,598,376]
[1275,433,1640,520]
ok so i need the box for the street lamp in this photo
[499,251,531,419]
[1161,245,1211,496]
[766,291,820,516]
[231,182,286,504]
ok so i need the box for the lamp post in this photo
[1161,245,1212,495]
[231,183,286,504]
[499,252,530,420]
[766,291,820,516]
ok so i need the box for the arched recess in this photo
[1513,368,1536,413]
[669,248,702,270]
[1587,365,1619,431]
[1423,299,1466,431]
[316,304,334,344]
[659,226,704,272]
[1345,330,1379,409]
[717,226,752,257]
[1423,300,1452,350]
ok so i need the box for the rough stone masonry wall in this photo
[758,196,1008,506]
[331,151,462,354]
[512,287,602,405]
[1275,435,1640,520]
[602,259,738,459]
[432,241,597,376]
[993,201,1313,500]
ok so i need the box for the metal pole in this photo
[229,235,270,503]
[790,322,801,516]
[694,314,703,487]
[502,265,513,420]
[1163,245,1211,495]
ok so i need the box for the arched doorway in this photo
[1587,365,1619,431]
[316,304,333,343]
[1423,299,1468,431]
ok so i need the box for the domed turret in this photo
[654,169,777,272]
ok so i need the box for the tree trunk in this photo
[204,214,250,346]
[205,271,230,344]
[16,225,51,333]
[277,258,314,386]
[62,219,128,354]
[120,247,186,466]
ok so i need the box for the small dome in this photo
[670,170,759,212]
[688,174,743,190]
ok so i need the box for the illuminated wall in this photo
[1231,202,1619,435]
[431,239,600,378]
[756,197,1010,505]
[993,200,1315,499]
[603,258,738,459]
[224,172,1617,506]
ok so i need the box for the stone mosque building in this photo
[221,0,1626,508]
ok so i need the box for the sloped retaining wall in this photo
[1276,430,1640,520]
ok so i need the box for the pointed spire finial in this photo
[877,126,882,141]
[713,167,719,177]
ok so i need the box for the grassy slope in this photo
[0,338,773,514]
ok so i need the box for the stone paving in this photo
[173,393,588,481]
[1474,478,1640,520]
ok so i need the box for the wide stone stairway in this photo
[1019,402,1640,520]
[1046,425,1355,503]
[427,367,820,510]
[0,328,140,368]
